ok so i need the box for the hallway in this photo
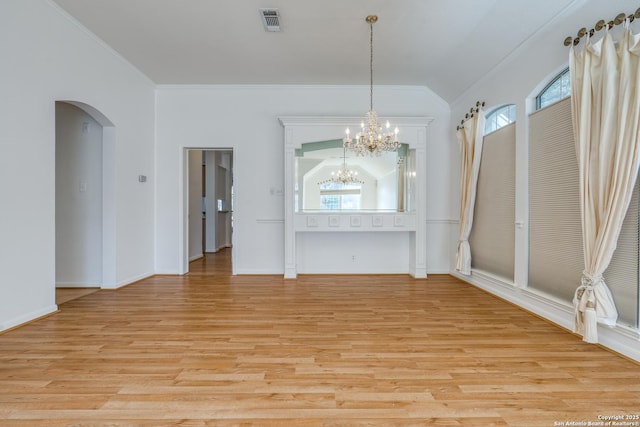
[188,248,232,276]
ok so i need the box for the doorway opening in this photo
[183,149,234,274]
[55,101,116,304]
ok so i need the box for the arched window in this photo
[536,68,570,110]
[484,104,516,135]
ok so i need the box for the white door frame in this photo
[179,147,236,275]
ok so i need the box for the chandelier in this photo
[318,147,364,185]
[343,15,400,156]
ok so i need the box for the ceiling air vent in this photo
[259,8,281,32]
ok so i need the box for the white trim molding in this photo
[256,219,284,224]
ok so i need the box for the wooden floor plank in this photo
[1,249,639,425]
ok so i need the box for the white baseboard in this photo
[189,254,203,262]
[425,269,451,275]
[235,268,283,275]
[0,305,58,332]
[100,271,154,290]
[56,282,100,288]
[154,269,182,275]
[451,269,640,363]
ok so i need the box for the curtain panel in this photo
[570,26,640,343]
[455,111,485,275]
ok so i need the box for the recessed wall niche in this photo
[279,116,433,278]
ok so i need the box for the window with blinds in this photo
[528,97,639,327]
[469,122,515,281]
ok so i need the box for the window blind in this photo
[469,122,515,281]
[603,178,638,327]
[528,97,638,327]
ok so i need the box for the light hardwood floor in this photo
[1,249,639,426]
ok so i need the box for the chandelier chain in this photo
[370,18,374,112]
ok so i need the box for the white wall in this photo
[296,232,411,274]
[155,85,450,275]
[449,0,640,361]
[0,0,155,331]
[55,102,102,287]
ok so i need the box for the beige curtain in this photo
[456,111,485,275]
[570,26,640,343]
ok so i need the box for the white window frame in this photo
[484,104,516,135]
[535,67,570,110]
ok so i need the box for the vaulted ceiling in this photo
[52,0,580,103]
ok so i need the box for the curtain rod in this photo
[563,8,640,46]
[456,101,485,131]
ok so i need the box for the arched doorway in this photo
[55,101,116,298]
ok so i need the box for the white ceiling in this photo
[51,0,579,103]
